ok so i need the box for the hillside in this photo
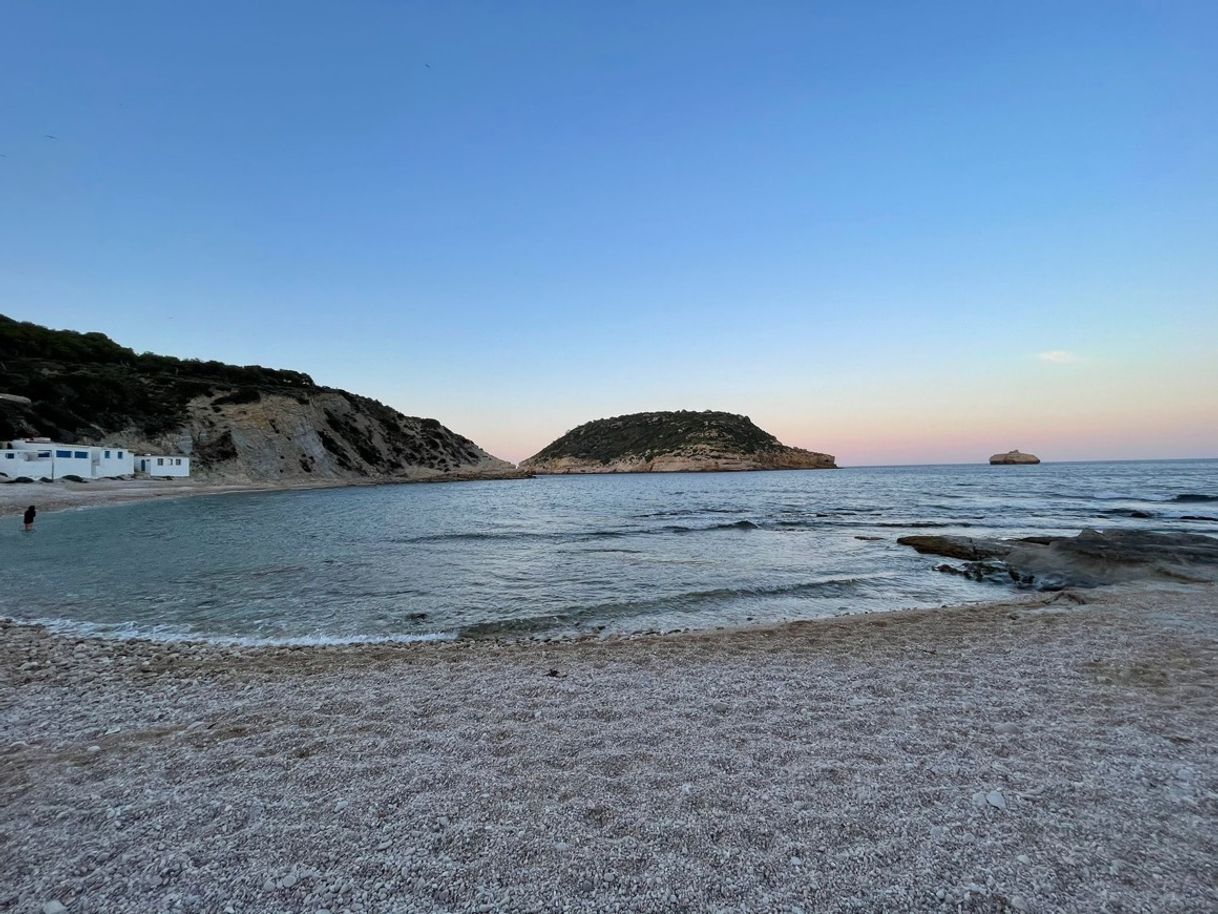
[521,410,836,473]
[0,315,517,483]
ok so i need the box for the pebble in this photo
[986,790,1007,810]
[42,903,67,914]
[1010,896,1030,911]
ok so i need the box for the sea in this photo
[2,460,1215,645]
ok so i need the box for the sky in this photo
[2,1,1216,465]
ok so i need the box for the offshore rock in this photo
[989,449,1041,465]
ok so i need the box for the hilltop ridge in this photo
[521,410,836,474]
[0,315,517,484]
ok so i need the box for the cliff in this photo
[521,410,836,474]
[989,449,1041,465]
[0,315,517,483]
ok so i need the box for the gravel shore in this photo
[0,471,527,518]
[0,478,310,517]
[2,584,1216,914]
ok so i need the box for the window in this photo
[175,459,181,465]
[104,450,111,458]
[157,458,164,466]
[38,451,51,458]
[56,450,71,458]
[75,451,88,459]
[4,453,12,459]
[117,451,124,458]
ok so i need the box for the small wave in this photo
[1171,494,1217,503]
[396,530,566,544]
[459,577,871,639]
[18,615,459,647]
[872,521,973,529]
[1098,508,1155,518]
[633,508,743,518]
[664,520,760,533]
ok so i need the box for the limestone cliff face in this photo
[87,389,517,484]
[989,449,1041,465]
[521,410,836,474]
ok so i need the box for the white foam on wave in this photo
[14,614,459,648]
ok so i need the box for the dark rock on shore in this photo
[902,529,1218,590]
[898,535,1012,561]
[934,561,1016,585]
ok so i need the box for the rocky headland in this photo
[0,315,521,484]
[521,410,836,474]
[989,449,1040,465]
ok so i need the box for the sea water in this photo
[2,460,1215,644]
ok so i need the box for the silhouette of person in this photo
[23,505,36,531]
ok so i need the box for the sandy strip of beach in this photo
[0,477,317,516]
[2,583,1215,913]
[0,470,529,518]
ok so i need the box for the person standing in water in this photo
[23,505,36,531]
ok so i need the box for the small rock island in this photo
[520,410,836,474]
[989,449,1041,465]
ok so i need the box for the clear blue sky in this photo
[2,1,1216,464]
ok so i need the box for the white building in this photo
[135,454,191,477]
[0,438,184,480]
[0,444,54,480]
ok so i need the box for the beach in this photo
[3,582,1216,913]
[0,472,528,519]
[0,478,314,517]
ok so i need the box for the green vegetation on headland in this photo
[522,410,836,472]
[0,314,312,441]
[0,315,514,481]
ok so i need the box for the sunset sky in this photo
[2,2,1216,465]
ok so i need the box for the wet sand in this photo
[0,477,322,517]
[2,583,1215,913]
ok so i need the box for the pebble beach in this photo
[3,582,1216,914]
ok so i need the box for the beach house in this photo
[135,454,191,477]
[0,438,190,480]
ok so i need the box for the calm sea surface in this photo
[2,460,1215,644]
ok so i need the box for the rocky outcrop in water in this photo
[900,529,1218,590]
[0,314,519,483]
[521,410,836,474]
[989,449,1040,465]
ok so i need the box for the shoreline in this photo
[3,583,1216,912]
[0,469,530,517]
